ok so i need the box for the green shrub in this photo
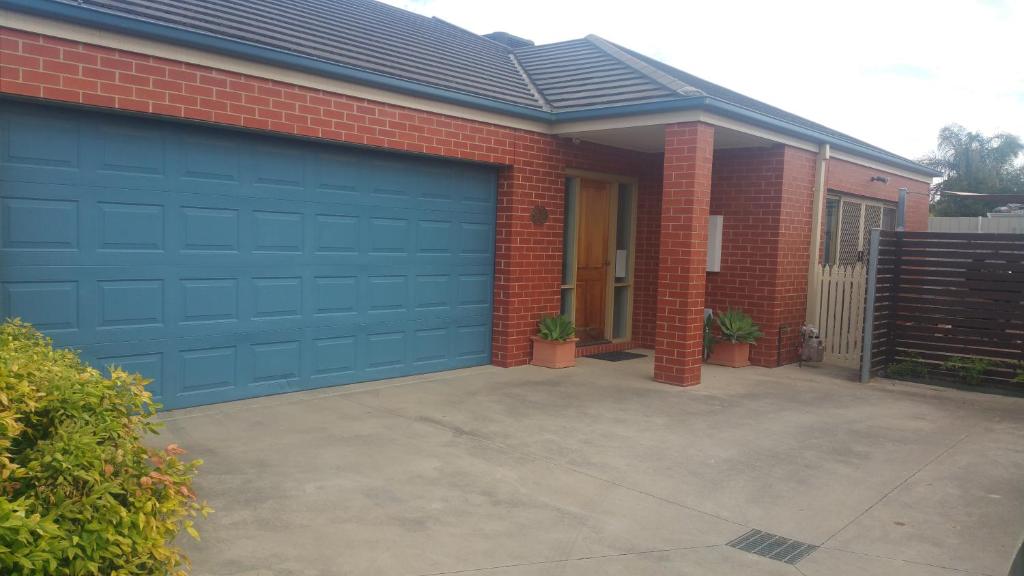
[1010,361,1024,384]
[715,309,763,344]
[537,315,576,342]
[942,355,992,386]
[886,356,929,381]
[0,319,210,576]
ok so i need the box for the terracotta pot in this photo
[530,336,578,368]
[708,341,751,368]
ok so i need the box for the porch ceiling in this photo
[561,125,776,153]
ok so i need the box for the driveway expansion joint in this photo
[820,430,972,549]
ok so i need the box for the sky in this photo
[383,0,1024,162]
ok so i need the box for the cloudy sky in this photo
[384,0,1023,161]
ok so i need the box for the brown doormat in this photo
[588,351,646,362]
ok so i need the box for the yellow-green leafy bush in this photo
[0,320,210,575]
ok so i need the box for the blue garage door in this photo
[0,102,496,410]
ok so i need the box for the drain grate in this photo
[727,529,818,564]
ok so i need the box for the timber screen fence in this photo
[862,231,1024,387]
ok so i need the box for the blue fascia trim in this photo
[4,0,939,177]
[554,98,708,120]
[1,0,554,122]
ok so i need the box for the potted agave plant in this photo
[531,314,578,368]
[708,308,762,368]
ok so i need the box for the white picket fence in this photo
[811,263,867,368]
[929,216,1024,233]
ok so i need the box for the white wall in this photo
[928,216,1024,233]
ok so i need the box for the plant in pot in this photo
[531,315,578,368]
[708,308,762,368]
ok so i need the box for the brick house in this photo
[0,0,939,409]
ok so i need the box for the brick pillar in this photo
[654,122,715,386]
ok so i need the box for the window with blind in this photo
[822,192,898,266]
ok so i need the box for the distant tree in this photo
[922,124,1024,216]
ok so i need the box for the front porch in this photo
[530,121,820,385]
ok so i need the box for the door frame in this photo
[562,169,638,343]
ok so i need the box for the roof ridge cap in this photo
[429,16,512,53]
[508,51,553,112]
[585,34,704,98]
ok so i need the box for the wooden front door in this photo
[575,178,612,343]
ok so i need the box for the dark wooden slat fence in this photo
[863,231,1024,385]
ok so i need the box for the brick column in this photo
[654,122,715,386]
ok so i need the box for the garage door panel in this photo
[1,265,493,343]
[0,188,81,257]
[455,322,492,361]
[251,143,307,191]
[179,133,244,190]
[88,123,169,188]
[95,349,167,402]
[0,188,490,268]
[1,108,493,213]
[1,102,496,410]
[1,278,80,333]
[81,313,494,410]
[0,110,83,186]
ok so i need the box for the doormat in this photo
[588,351,647,362]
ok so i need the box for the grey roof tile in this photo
[43,0,928,170]
[514,38,678,111]
[66,0,544,108]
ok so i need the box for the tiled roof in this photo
[39,0,932,172]
[513,38,677,111]
[67,0,544,108]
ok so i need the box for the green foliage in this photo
[0,319,210,576]
[537,315,576,342]
[1007,361,1024,384]
[715,309,762,344]
[923,124,1024,216]
[942,355,993,386]
[886,356,929,381]
[702,313,715,360]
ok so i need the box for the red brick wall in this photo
[633,160,665,349]
[826,157,930,231]
[705,147,783,341]
[705,147,784,366]
[777,147,818,364]
[654,122,715,385]
[493,136,661,365]
[0,26,663,368]
[705,145,815,367]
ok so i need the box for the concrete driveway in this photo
[158,352,1024,576]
